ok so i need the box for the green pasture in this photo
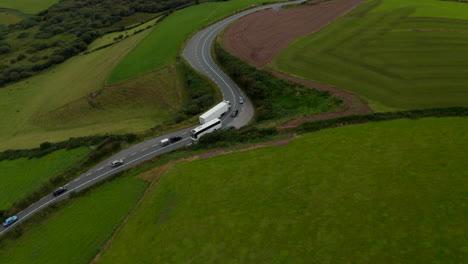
[108,0,280,84]
[271,0,468,110]
[372,0,468,19]
[0,31,182,151]
[0,174,148,264]
[88,16,162,51]
[0,147,89,210]
[97,117,468,263]
[0,0,58,14]
[0,12,22,24]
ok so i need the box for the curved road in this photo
[0,0,304,237]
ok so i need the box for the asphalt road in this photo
[0,0,304,237]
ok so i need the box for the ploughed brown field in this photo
[223,0,364,67]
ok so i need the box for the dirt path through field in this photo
[223,0,365,67]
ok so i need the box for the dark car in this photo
[111,159,124,168]
[53,186,67,197]
[2,216,18,227]
[170,136,182,143]
[230,109,239,117]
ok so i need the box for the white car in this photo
[111,159,124,168]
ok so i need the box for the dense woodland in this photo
[0,0,202,87]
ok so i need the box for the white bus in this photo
[191,118,222,141]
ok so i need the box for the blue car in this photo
[3,215,18,227]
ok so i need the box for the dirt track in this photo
[223,0,364,67]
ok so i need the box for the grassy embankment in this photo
[0,147,90,210]
[95,117,468,263]
[0,30,181,151]
[108,0,282,84]
[0,174,148,264]
[271,0,468,111]
[0,0,58,14]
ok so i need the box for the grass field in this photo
[0,174,148,264]
[271,0,468,110]
[87,15,162,51]
[0,0,58,14]
[0,147,90,210]
[0,12,22,24]
[108,0,280,84]
[96,117,468,263]
[0,29,183,151]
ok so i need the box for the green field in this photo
[96,117,468,263]
[87,16,162,51]
[0,30,183,151]
[0,174,148,264]
[0,12,22,24]
[271,0,468,110]
[0,147,90,210]
[108,0,280,84]
[0,0,58,14]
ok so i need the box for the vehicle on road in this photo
[239,96,244,104]
[111,159,124,168]
[199,101,230,124]
[53,186,67,197]
[170,136,182,143]
[3,216,18,227]
[231,109,239,117]
[191,118,222,141]
[161,138,169,146]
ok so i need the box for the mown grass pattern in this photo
[271,0,468,110]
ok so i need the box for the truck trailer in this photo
[199,101,230,124]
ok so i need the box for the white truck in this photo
[161,138,169,146]
[199,101,230,124]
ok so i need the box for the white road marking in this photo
[74,177,81,182]
[130,152,137,156]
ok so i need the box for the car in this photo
[3,215,18,227]
[53,186,67,197]
[230,109,239,117]
[239,96,244,104]
[110,159,124,168]
[170,136,183,143]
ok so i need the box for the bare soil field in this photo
[223,0,364,67]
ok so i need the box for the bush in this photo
[295,107,468,134]
[214,43,340,121]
